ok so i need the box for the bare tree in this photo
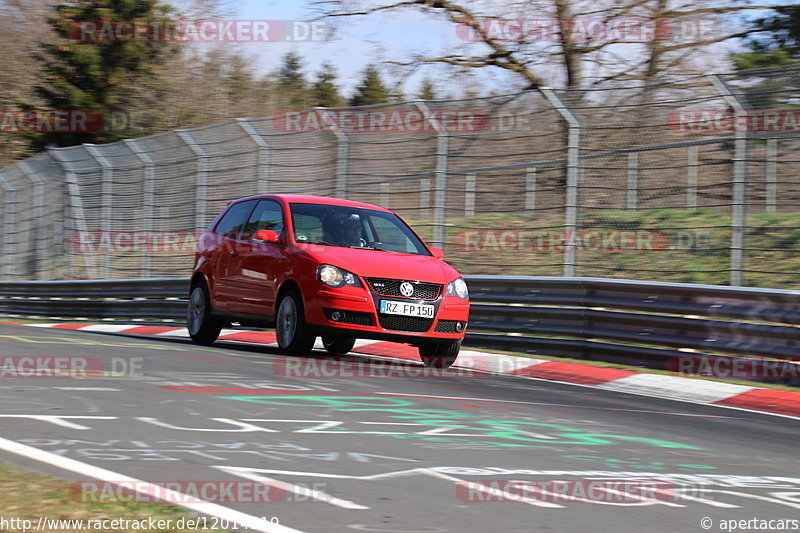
[312,0,794,93]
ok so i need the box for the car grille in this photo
[378,314,433,333]
[323,308,373,326]
[367,278,441,300]
[434,320,466,333]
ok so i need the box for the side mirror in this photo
[253,229,280,244]
[429,246,445,259]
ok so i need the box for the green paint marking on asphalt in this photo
[219,394,703,450]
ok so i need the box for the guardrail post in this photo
[540,88,581,277]
[85,145,113,278]
[315,108,348,198]
[709,74,748,286]
[687,144,698,210]
[177,131,209,231]
[17,162,46,279]
[766,138,777,212]
[414,100,449,249]
[525,167,536,211]
[48,147,98,279]
[237,118,271,194]
[626,152,638,211]
[124,139,156,277]
[465,172,476,217]
[0,170,18,279]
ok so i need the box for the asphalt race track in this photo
[0,322,798,533]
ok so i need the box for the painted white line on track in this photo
[155,328,189,337]
[596,373,755,403]
[79,324,139,333]
[0,436,309,533]
[217,469,368,510]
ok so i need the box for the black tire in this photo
[187,281,223,345]
[322,336,356,355]
[418,340,461,369]
[276,290,317,355]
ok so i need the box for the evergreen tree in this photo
[32,0,176,149]
[418,79,437,100]
[349,65,389,107]
[732,6,800,108]
[312,62,342,107]
[734,5,800,68]
[278,51,309,109]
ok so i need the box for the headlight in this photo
[317,264,361,288]
[447,277,469,300]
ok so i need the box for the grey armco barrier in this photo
[1,276,798,383]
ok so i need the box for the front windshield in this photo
[289,203,430,256]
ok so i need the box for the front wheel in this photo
[418,340,461,369]
[276,291,317,355]
[322,336,356,355]
[187,282,223,345]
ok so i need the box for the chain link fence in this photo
[1,65,799,287]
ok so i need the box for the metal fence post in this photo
[177,131,209,230]
[687,145,698,210]
[525,167,537,211]
[17,162,46,279]
[540,88,581,277]
[84,145,113,278]
[414,101,449,249]
[465,172,476,217]
[125,139,156,277]
[379,181,389,208]
[237,118,271,194]
[0,170,18,279]
[626,152,638,211]
[420,178,430,219]
[709,74,748,286]
[766,138,777,212]
[48,147,98,279]
[315,108,348,198]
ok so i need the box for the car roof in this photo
[230,194,393,212]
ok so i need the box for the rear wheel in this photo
[276,290,317,355]
[418,340,461,369]
[187,282,223,345]
[322,336,356,355]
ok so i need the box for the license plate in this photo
[380,300,434,318]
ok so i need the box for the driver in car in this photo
[340,214,366,247]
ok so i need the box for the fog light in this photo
[331,311,344,322]
[456,321,464,332]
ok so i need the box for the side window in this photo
[241,200,285,241]
[370,216,417,253]
[214,200,256,240]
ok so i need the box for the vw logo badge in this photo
[400,282,414,297]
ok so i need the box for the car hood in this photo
[298,244,458,283]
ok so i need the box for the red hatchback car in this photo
[187,195,470,368]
